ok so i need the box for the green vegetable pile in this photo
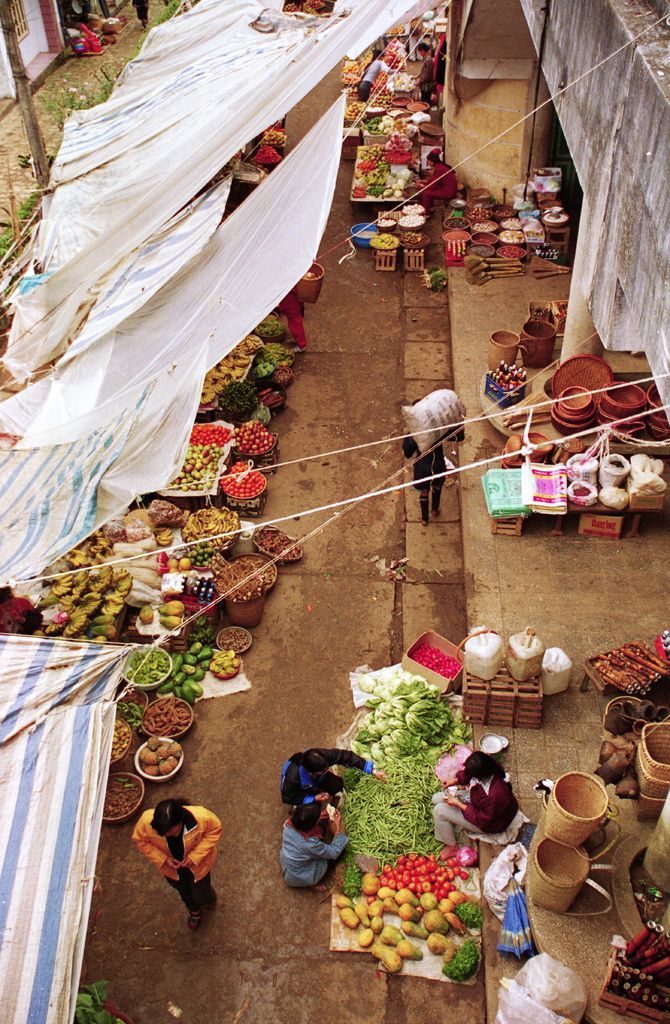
[190,615,216,646]
[423,266,449,292]
[219,380,259,420]
[342,755,443,862]
[116,700,143,729]
[252,354,276,379]
[341,862,363,900]
[351,675,471,765]
[255,317,285,338]
[454,901,483,930]
[442,938,480,982]
[262,342,295,366]
[156,640,210,703]
[124,648,171,688]
[75,981,123,1024]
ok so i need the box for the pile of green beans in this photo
[342,756,442,863]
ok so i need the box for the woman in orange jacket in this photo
[133,799,222,930]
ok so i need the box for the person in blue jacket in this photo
[280,747,386,806]
[280,802,348,889]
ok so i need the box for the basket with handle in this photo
[295,262,324,304]
[603,695,648,736]
[543,772,611,847]
[638,722,670,783]
[635,748,670,799]
[527,838,613,914]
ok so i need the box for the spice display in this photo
[471,220,498,233]
[498,229,525,244]
[398,232,429,248]
[488,363,527,393]
[496,245,526,260]
[500,217,523,230]
[216,626,252,654]
[254,525,302,561]
[222,554,276,591]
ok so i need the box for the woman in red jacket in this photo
[420,150,457,214]
[277,287,307,351]
[432,751,519,855]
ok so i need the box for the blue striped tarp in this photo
[0,636,126,1024]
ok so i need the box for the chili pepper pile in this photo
[254,145,283,167]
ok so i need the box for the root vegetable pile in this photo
[142,696,192,737]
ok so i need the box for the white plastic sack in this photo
[566,453,598,486]
[402,389,466,453]
[483,842,528,920]
[598,453,630,489]
[495,981,569,1024]
[599,485,629,510]
[628,454,667,496]
[566,480,598,506]
[515,953,588,1022]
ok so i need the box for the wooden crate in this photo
[221,487,268,518]
[462,668,543,729]
[490,515,524,536]
[599,950,670,1022]
[123,613,191,653]
[374,249,397,272]
[403,247,425,272]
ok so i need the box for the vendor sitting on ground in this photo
[280,802,348,890]
[432,751,519,856]
[0,586,42,635]
[281,747,387,805]
[420,149,458,214]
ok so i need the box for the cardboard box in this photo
[402,630,464,694]
[578,513,624,539]
[628,491,665,511]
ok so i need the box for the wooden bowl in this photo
[103,772,145,825]
[141,696,194,739]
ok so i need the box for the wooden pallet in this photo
[599,950,670,1021]
[490,515,524,536]
[403,247,425,272]
[462,668,543,729]
[374,249,397,272]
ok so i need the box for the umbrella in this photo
[497,879,537,958]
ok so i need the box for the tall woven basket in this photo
[527,839,590,912]
[543,772,609,847]
[638,723,670,782]
[635,747,670,799]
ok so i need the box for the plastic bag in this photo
[495,981,568,1024]
[515,953,587,1021]
[103,518,127,543]
[402,389,466,453]
[125,517,153,542]
[435,744,473,784]
[599,485,628,510]
[147,499,188,527]
[566,452,598,486]
[483,842,528,920]
[628,454,666,496]
[598,453,630,489]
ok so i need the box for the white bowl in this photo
[480,733,509,755]
[135,737,184,783]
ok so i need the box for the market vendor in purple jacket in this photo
[281,747,387,805]
[432,751,519,856]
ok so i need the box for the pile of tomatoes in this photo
[234,421,275,456]
[221,461,266,499]
[377,852,470,901]
[191,423,232,446]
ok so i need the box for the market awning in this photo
[3,0,440,378]
[1,96,344,581]
[0,636,125,1024]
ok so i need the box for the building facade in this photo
[0,0,64,98]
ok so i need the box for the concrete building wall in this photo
[20,0,50,66]
[519,0,670,397]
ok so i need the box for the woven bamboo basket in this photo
[635,792,666,821]
[543,772,609,847]
[528,838,590,912]
[635,747,670,799]
[638,722,670,782]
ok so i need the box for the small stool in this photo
[490,515,524,536]
[403,247,425,272]
[543,224,570,255]
[374,248,397,272]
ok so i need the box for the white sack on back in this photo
[402,389,466,453]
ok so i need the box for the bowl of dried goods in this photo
[111,717,132,766]
[229,552,277,590]
[103,772,145,824]
[135,736,184,781]
[141,695,194,739]
[216,626,253,654]
[123,647,173,691]
[253,525,303,563]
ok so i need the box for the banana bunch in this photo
[200,335,264,404]
[113,569,132,596]
[36,552,131,640]
[88,566,114,593]
[63,608,89,637]
[65,530,112,568]
[154,527,173,547]
[182,506,239,543]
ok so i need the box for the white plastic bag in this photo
[515,953,588,1022]
[598,453,630,489]
[628,454,667,496]
[495,981,568,1024]
[483,842,528,920]
[566,452,598,486]
[599,485,628,510]
[402,389,466,453]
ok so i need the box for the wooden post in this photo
[0,1,50,189]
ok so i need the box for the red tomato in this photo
[408,882,418,894]
[387,880,397,890]
[397,855,407,867]
[459,869,469,881]
[428,873,436,883]
[421,881,432,893]
[416,857,426,867]
[379,875,389,886]
[408,852,418,862]
[417,865,428,877]
[446,869,454,880]
[444,882,454,893]
[383,865,393,875]
[446,857,456,868]
[401,872,411,885]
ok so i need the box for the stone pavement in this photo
[449,262,670,1020]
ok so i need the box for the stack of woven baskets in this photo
[527,772,612,914]
[635,722,670,820]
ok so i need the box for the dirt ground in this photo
[83,71,484,1024]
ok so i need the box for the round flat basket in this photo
[216,626,253,654]
[551,354,614,398]
[253,526,303,563]
[141,696,194,739]
[229,552,278,591]
[103,772,145,825]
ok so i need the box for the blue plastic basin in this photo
[351,222,378,248]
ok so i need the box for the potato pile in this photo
[139,737,183,777]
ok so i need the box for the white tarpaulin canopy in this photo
[3,0,440,378]
[0,635,125,1024]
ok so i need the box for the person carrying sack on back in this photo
[402,390,466,526]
